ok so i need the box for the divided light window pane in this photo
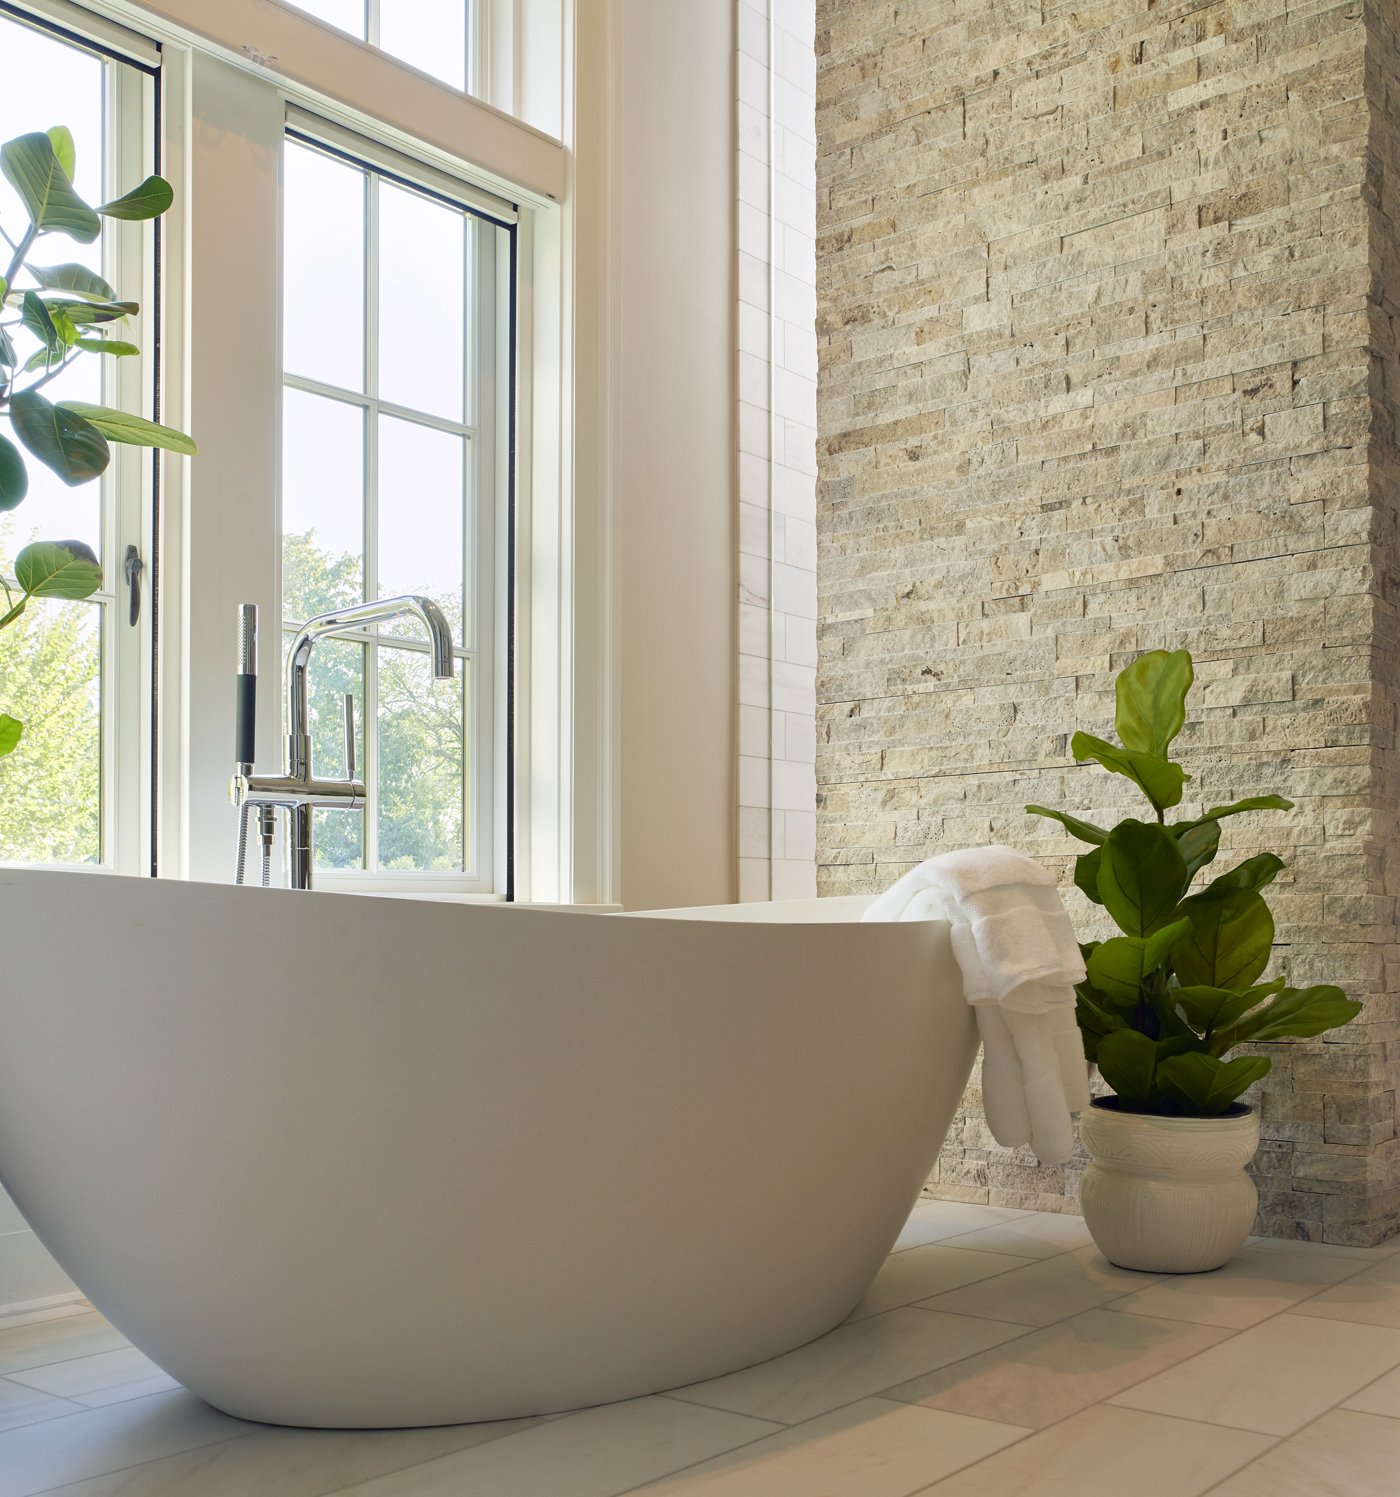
[0,16,107,865]
[282,137,473,875]
[291,1,468,93]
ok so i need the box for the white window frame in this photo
[278,113,512,895]
[0,1,162,878]
[7,0,603,905]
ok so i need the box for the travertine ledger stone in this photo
[816,0,1400,1243]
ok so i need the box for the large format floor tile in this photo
[317,1396,779,1497]
[0,1389,253,1497]
[630,1397,1028,1496]
[7,1347,179,1407]
[670,1307,1033,1426]
[883,1307,1232,1429]
[1105,1244,1365,1329]
[1204,1407,1400,1497]
[39,1416,554,1497]
[913,1246,1155,1328]
[1343,1363,1400,1418]
[846,1244,1030,1321]
[0,1314,130,1378]
[934,1213,1094,1260]
[915,1404,1274,1497]
[890,1204,1032,1254]
[1108,1312,1400,1435]
[0,1378,79,1435]
[1288,1252,1400,1329]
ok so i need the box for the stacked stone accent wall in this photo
[815,0,1400,1244]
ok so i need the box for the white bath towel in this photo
[862,846,1092,1165]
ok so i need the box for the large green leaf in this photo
[1071,731,1189,813]
[20,290,63,364]
[1115,649,1193,759]
[1095,1028,1160,1109]
[1156,1052,1272,1117]
[1024,804,1108,845]
[1171,886,1274,993]
[8,391,110,486]
[0,714,21,757]
[1176,817,1221,879]
[1220,985,1363,1049]
[1097,820,1189,935]
[1172,980,1280,1037]
[45,299,137,325]
[1205,853,1285,894]
[0,132,99,242]
[74,337,139,357]
[56,402,197,457]
[1174,795,1294,833]
[45,126,75,181]
[96,175,173,221]
[1086,919,1192,1004]
[14,539,102,599]
[26,262,117,301]
[0,433,27,511]
[1074,846,1105,905]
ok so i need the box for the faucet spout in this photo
[286,595,455,768]
[232,593,456,891]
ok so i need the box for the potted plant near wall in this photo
[1026,651,1361,1273]
[0,125,192,759]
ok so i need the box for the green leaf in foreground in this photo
[74,337,139,357]
[15,539,103,600]
[0,131,99,241]
[56,402,197,457]
[1156,1052,1272,1117]
[1175,795,1294,833]
[45,126,75,181]
[1115,648,1193,759]
[1176,817,1221,879]
[0,434,28,511]
[1095,1028,1160,1109]
[8,391,109,486]
[1097,819,1188,936]
[96,174,174,221]
[1220,985,1363,1050]
[26,262,117,302]
[1171,886,1274,994]
[1024,804,1108,845]
[1086,919,1192,1004]
[0,714,21,757]
[1071,731,1189,813]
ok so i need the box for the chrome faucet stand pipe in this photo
[231,595,454,891]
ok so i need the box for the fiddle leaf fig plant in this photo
[1027,650,1362,1118]
[0,125,195,764]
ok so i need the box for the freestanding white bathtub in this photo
[0,869,975,1428]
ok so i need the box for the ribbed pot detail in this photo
[1078,1101,1260,1274]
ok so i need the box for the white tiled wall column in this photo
[736,0,818,902]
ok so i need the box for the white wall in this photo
[611,0,737,910]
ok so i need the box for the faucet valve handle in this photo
[343,692,356,780]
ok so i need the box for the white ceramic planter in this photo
[1078,1099,1260,1273]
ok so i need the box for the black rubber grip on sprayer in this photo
[235,674,256,765]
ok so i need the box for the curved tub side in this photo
[0,872,975,1425]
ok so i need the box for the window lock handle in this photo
[123,545,143,627]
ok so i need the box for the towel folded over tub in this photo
[862,845,1092,1166]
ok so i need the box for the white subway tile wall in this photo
[737,0,819,903]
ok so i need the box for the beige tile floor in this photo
[3,1199,1400,1497]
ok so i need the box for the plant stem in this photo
[0,595,29,630]
[2,223,37,300]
